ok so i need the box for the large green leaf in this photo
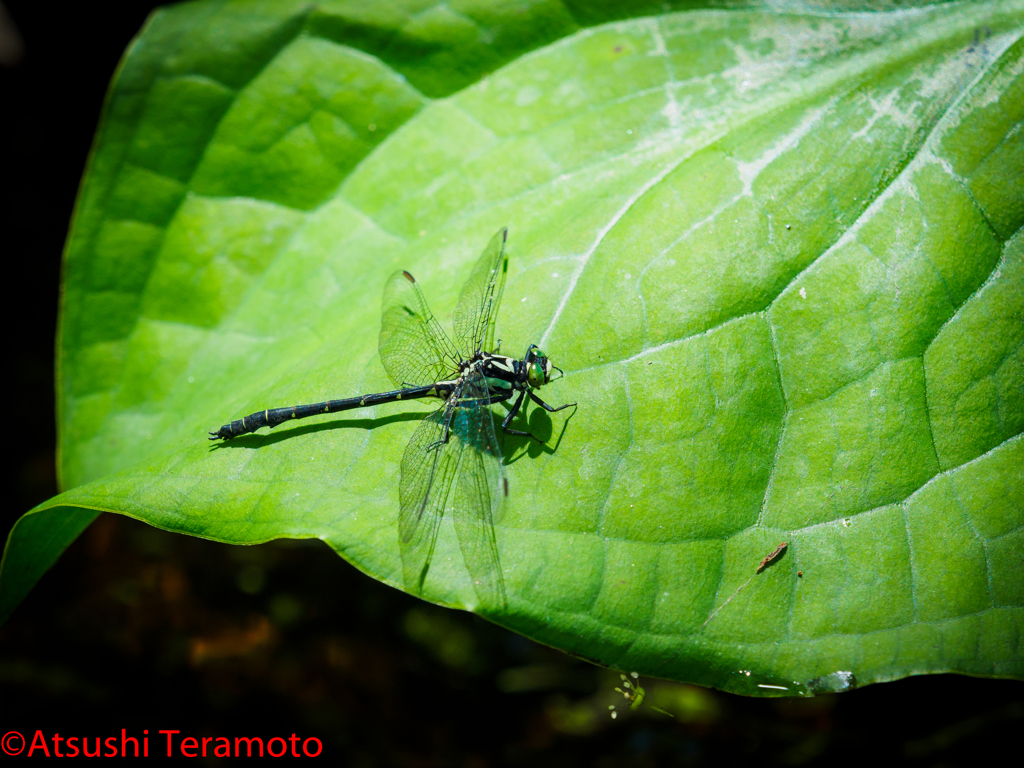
[3,0,1022,695]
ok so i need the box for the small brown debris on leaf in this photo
[756,542,788,574]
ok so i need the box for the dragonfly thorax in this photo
[461,344,557,399]
[460,353,520,397]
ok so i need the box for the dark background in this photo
[1,2,1020,764]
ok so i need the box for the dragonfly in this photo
[209,228,574,607]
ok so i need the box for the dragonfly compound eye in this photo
[528,361,546,388]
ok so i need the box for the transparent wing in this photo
[380,270,462,388]
[452,227,508,357]
[397,375,507,608]
[398,405,460,596]
[450,370,507,608]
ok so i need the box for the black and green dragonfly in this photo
[209,228,573,607]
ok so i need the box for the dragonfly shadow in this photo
[500,402,578,465]
[208,411,425,450]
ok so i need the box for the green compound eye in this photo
[527,361,546,387]
[532,347,546,359]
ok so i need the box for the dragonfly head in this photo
[525,345,556,388]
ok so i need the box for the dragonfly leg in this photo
[426,404,457,451]
[501,390,543,443]
[528,391,576,413]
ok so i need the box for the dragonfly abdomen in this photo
[210,384,448,440]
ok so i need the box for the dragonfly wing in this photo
[398,405,462,595]
[450,371,508,607]
[452,227,508,357]
[380,269,462,388]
